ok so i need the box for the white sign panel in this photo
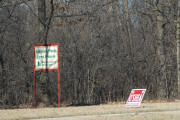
[35,45,58,70]
[126,89,146,107]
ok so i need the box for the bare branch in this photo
[54,0,118,18]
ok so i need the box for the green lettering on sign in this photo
[36,49,57,54]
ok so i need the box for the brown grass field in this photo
[1,100,180,120]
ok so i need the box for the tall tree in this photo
[36,0,55,106]
[177,0,180,97]
[155,0,167,98]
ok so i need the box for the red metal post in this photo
[33,45,37,107]
[58,68,60,107]
[34,70,37,107]
[58,44,61,107]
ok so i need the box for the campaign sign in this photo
[126,89,146,107]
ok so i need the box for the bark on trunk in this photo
[123,0,135,89]
[177,0,180,98]
[156,1,167,98]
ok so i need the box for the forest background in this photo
[0,0,178,107]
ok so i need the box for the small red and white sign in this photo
[126,89,146,107]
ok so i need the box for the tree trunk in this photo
[156,1,167,98]
[37,0,50,106]
[123,0,135,89]
[177,0,180,98]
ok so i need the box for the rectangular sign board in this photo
[126,89,146,107]
[33,43,61,107]
[34,44,59,70]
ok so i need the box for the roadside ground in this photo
[1,100,180,120]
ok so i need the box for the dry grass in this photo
[82,112,180,120]
[1,101,180,120]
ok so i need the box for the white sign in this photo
[126,89,146,107]
[34,45,58,70]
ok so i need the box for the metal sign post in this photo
[34,43,60,107]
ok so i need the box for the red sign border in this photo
[33,43,61,107]
[34,43,59,71]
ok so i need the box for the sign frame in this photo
[126,89,146,107]
[33,43,60,107]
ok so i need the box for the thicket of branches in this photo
[0,0,178,107]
